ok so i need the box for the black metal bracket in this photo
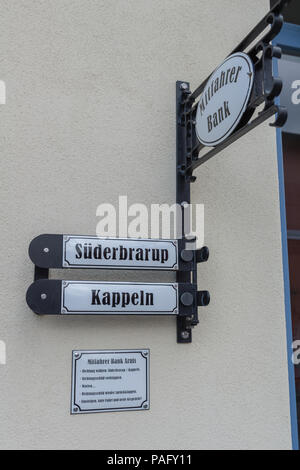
[175,0,291,342]
[27,232,209,342]
[177,0,290,181]
[176,80,210,343]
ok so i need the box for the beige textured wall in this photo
[0,0,293,449]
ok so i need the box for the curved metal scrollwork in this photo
[178,0,291,180]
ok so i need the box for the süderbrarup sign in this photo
[195,52,254,147]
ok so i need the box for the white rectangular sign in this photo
[61,281,178,314]
[63,235,178,270]
[71,349,150,414]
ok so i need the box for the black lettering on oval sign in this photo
[195,52,254,147]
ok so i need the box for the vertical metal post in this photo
[176,81,192,343]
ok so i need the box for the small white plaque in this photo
[71,349,150,414]
[61,281,178,314]
[63,236,178,270]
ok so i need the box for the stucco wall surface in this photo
[0,0,292,449]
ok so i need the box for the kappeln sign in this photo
[26,279,200,316]
[61,281,178,314]
[195,52,254,146]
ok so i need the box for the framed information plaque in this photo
[71,349,150,414]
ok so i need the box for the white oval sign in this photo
[195,52,254,147]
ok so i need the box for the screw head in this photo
[73,407,78,413]
[180,83,188,90]
[181,331,190,340]
[143,403,148,409]
[41,293,47,300]
[74,352,80,358]
[43,247,49,253]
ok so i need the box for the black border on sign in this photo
[71,349,150,414]
[62,281,178,314]
[196,53,254,146]
[63,236,178,270]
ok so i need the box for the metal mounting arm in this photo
[175,0,290,342]
[177,0,290,180]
